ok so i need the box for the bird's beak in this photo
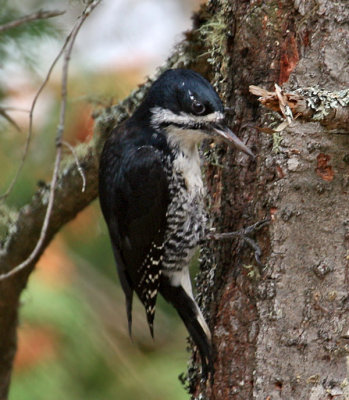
[211,123,255,158]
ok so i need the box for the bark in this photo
[249,85,349,132]
[190,0,349,399]
[0,0,348,399]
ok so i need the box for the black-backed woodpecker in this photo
[99,69,254,379]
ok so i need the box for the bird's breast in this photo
[161,146,207,271]
[172,146,205,199]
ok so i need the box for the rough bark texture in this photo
[190,0,349,399]
[0,0,348,399]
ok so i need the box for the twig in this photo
[274,83,294,124]
[0,105,30,136]
[0,24,73,200]
[62,141,86,192]
[0,106,30,113]
[0,9,65,33]
[0,0,101,281]
[0,109,22,132]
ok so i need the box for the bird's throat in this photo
[166,126,207,153]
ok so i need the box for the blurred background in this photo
[0,0,204,398]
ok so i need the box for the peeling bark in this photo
[249,85,349,132]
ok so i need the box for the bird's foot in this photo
[207,218,270,266]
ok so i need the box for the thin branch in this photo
[0,2,99,200]
[0,35,71,201]
[0,109,22,132]
[0,9,65,33]
[0,0,102,281]
[62,141,86,192]
[0,106,30,113]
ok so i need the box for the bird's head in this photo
[134,69,254,157]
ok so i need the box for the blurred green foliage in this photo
[0,0,61,70]
[12,271,188,400]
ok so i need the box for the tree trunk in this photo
[0,1,348,399]
[189,0,349,399]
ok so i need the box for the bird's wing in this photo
[99,143,169,336]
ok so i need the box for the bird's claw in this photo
[207,218,270,267]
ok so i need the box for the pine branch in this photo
[0,9,65,33]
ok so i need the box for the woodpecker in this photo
[99,68,254,378]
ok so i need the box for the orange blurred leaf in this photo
[14,325,58,372]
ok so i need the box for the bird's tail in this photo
[160,270,213,379]
[111,242,134,337]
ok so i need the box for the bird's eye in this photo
[191,100,205,115]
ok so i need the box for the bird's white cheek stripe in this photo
[150,107,224,128]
